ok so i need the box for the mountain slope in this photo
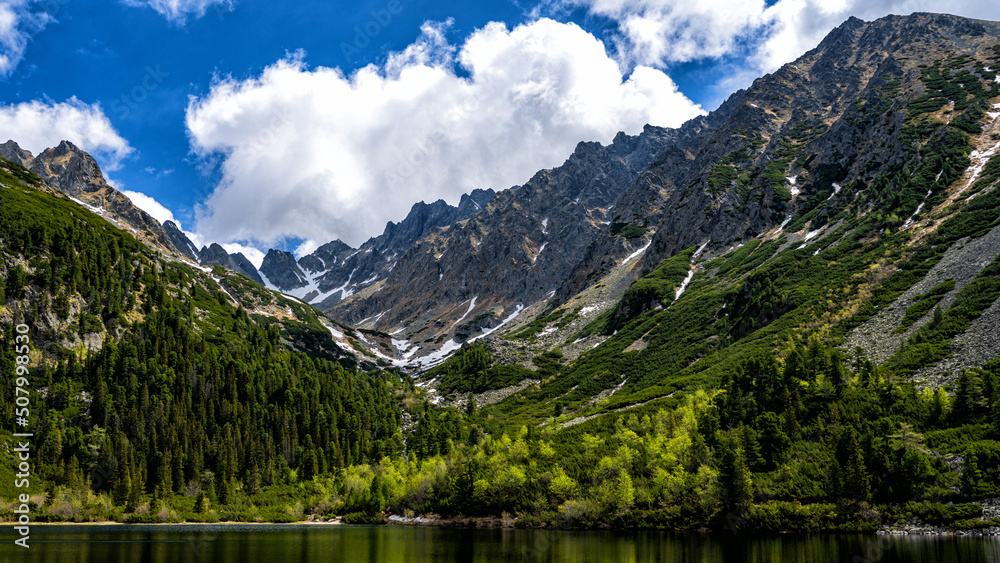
[2,140,185,258]
[0,156,407,520]
[327,126,679,360]
[421,12,1000,412]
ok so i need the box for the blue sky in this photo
[3,0,1000,263]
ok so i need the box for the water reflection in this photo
[6,524,999,563]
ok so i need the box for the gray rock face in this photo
[8,140,183,257]
[260,249,307,290]
[260,187,498,309]
[327,124,678,345]
[0,140,33,167]
[228,253,265,286]
[199,243,265,286]
[163,221,200,261]
[320,12,1000,363]
[571,12,1000,295]
[298,240,353,273]
[29,140,108,197]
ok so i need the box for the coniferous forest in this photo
[3,33,1000,535]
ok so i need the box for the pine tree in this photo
[832,426,871,502]
[953,370,987,423]
[717,434,753,515]
[113,465,132,507]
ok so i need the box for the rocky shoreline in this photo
[877,497,1000,536]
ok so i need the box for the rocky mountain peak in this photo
[260,249,307,289]
[199,243,265,285]
[162,221,200,261]
[30,140,106,196]
[0,140,33,167]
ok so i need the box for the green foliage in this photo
[609,247,695,331]
[610,223,647,239]
[425,343,535,394]
[510,307,565,340]
[889,502,983,525]
[891,252,1000,375]
[896,278,955,332]
[708,164,738,196]
[342,511,387,524]
[1,173,405,521]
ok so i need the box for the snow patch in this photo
[674,241,708,301]
[579,305,600,315]
[787,175,799,196]
[958,140,1000,195]
[778,215,792,231]
[392,339,420,360]
[533,243,547,262]
[324,322,344,340]
[541,218,549,235]
[452,296,478,327]
[412,339,464,369]
[470,304,525,343]
[903,190,933,228]
[830,183,842,198]
[693,240,710,260]
[675,270,695,301]
[622,240,652,264]
[804,228,822,241]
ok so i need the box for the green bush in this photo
[342,511,386,524]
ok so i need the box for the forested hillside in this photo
[0,158,404,521]
[3,12,1000,534]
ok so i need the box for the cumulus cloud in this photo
[0,98,133,168]
[562,0,766,65]
[121,189,176,224]
[121,0,233,24]
[562,0,1000,84]
[187,18,704,249]
[0,0,55,77]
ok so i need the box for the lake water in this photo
[3,524,1000,562]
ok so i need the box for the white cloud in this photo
[565,0,766,65]
[187,18,705,248]
[563,0,1000,89]
[0,98,133,169]
[122,189,176,224]
[121,0,233,24]
[0,0,55,77]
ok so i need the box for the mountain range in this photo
[5,11,1000,530]
[5,11,1000,406]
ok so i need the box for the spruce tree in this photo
[717,433,753,515]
